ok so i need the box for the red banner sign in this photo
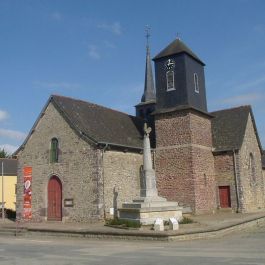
[23,166,32,219]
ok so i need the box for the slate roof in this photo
[211,105,262,152]
[52,95,144,149]
[153,38,205,65]
[0,158,17,176]
[16,95,145,153]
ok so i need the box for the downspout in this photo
[101,144,109,219]
[233,149,240,213]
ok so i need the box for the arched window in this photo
[50,138,59,163]
[194,73,199,93]
[166,70,175,91]
[249,153,256,183]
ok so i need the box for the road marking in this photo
[14,238,52,243]
[28,240,53,243]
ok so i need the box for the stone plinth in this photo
[119,198,182,225]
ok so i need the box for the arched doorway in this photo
[47,176,62,221]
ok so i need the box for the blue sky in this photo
[0,0,265,154]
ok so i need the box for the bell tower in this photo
[153,38,217,214]
[153,38,207,113]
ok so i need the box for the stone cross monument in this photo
[119,123,182,225]
[141,123,159,198]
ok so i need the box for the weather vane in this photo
[176,32,181,40]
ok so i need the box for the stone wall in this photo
[214,152,238,211]
[155,110,216,213]
[238,114,265,212]
[103,150,142,218]
[16,102,103,222]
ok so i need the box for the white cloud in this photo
[88,45,101,60]
[0,144,18,155]
[233,75,265,91]
[51,12,63,21]
[218,92,264,106]
[0,110,9,121]
[33,81,81,90]
[0,129,26,141]
[97,22,122,36]
[104,40,116,49]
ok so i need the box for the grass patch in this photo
[105,218,141,228]
[179,216,194,224]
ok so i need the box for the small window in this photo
[166,71,175,91]
[249,153,256,183]
[50,138,59,163]
[194,73,199,93]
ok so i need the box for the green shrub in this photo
[179,216,194,224]
[105,218,141,228]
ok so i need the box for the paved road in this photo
[0,224,265,265]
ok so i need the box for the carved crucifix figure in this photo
[144,123,152,136]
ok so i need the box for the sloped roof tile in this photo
[211,105,263,153]
[52,95,144,149]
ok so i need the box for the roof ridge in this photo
[153,38,204,65]
[52,94,142,121]
[210,105,251,114]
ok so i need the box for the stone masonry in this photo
[16,102,142,222]
[103,150,142,218]
[238,114,265,212]
[155,109,216,214]
[16,103,101,222]
[214,152,238,211]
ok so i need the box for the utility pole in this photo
[1,161,4,220]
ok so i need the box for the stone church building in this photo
[15,38,265,222]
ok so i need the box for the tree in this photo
[0,148,8,158]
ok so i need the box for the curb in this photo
[15,215,265,241]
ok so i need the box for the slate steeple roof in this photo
[141,30,156,103]
[153,38,205,66]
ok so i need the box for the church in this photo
[15,37,265,222]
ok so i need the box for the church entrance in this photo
[218,186,231,208]
[47,176,62,221]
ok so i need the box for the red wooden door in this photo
[219,186,231,208]
[48,176,62,221]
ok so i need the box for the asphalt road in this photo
[0,224,265,265]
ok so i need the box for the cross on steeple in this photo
[145,25,151,49]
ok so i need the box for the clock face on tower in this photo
[165,59,175,70]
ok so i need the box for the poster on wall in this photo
[23,166,32,219]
